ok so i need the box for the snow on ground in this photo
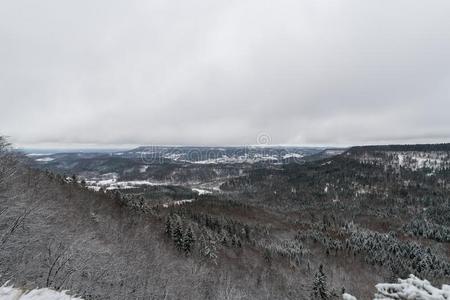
[342,293,357,300]
[191,153,293,164]
[35,157,55,162]
[359,151,449,171]
[162,199,194,208]
[85,173,170,191]
[85,173,221,193]
[87,180,166,191]
[139,165,149,173]
[397,153,443,169]
[0,284,83,300]
[86,186,102,192]
[163,153,183,160]
[324,149,346,155]
[104,180,163,190]
[26,153,54,156]
[282,153,304,159]
[192,188,212,195]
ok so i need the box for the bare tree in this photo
[0,206,34,250]
[44,239,88,290]
[0,137,19,190]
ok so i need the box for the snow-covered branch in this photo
[0,284,83,300]
[343,275,450,300]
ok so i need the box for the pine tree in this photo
[231,234,241,248]
[165,215,172,236]
[199,230,217,262]
[312,264,329,299]
[171,216,183,251]
[182,226,194,254]
[220,229,229,246]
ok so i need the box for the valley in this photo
[1,140,449,299]
[27,146,343,207]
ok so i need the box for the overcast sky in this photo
[1,1,450,148]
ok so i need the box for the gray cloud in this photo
[1,0,450,147]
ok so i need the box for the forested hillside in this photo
[1,138,449,299]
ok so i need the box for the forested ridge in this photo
[1,137,449,299]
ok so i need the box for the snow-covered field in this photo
[84,173,168,191]
[162,199,194,208]
[82,171,220,194]
[34,157,55,162]
[192,188,212,195]
[191,155,280,164]
[139,165,149,173]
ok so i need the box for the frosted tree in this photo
[0,284,84,300]
[342,274,450,300]
[312,264,329,299]
[170,215,183,251]
[199,230,217,262]
[182,226,194,254]
[165,215,172,236]
[374,274,450,299]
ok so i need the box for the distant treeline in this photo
[348,143,450,153]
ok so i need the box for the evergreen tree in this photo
[199,230,217,262]
[171,216,183,251]
[165,215,172,236]
[231,234,241,248]
[220,229,229,246]
[182,226,194,254]
[312,264,329,299]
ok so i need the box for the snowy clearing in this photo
[35,157,55,162]
[85,173,170,191]
[192,188,212,195]
[162,199,194,208]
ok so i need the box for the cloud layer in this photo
[1,1,450,147]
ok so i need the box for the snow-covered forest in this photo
[1,137,449,299]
